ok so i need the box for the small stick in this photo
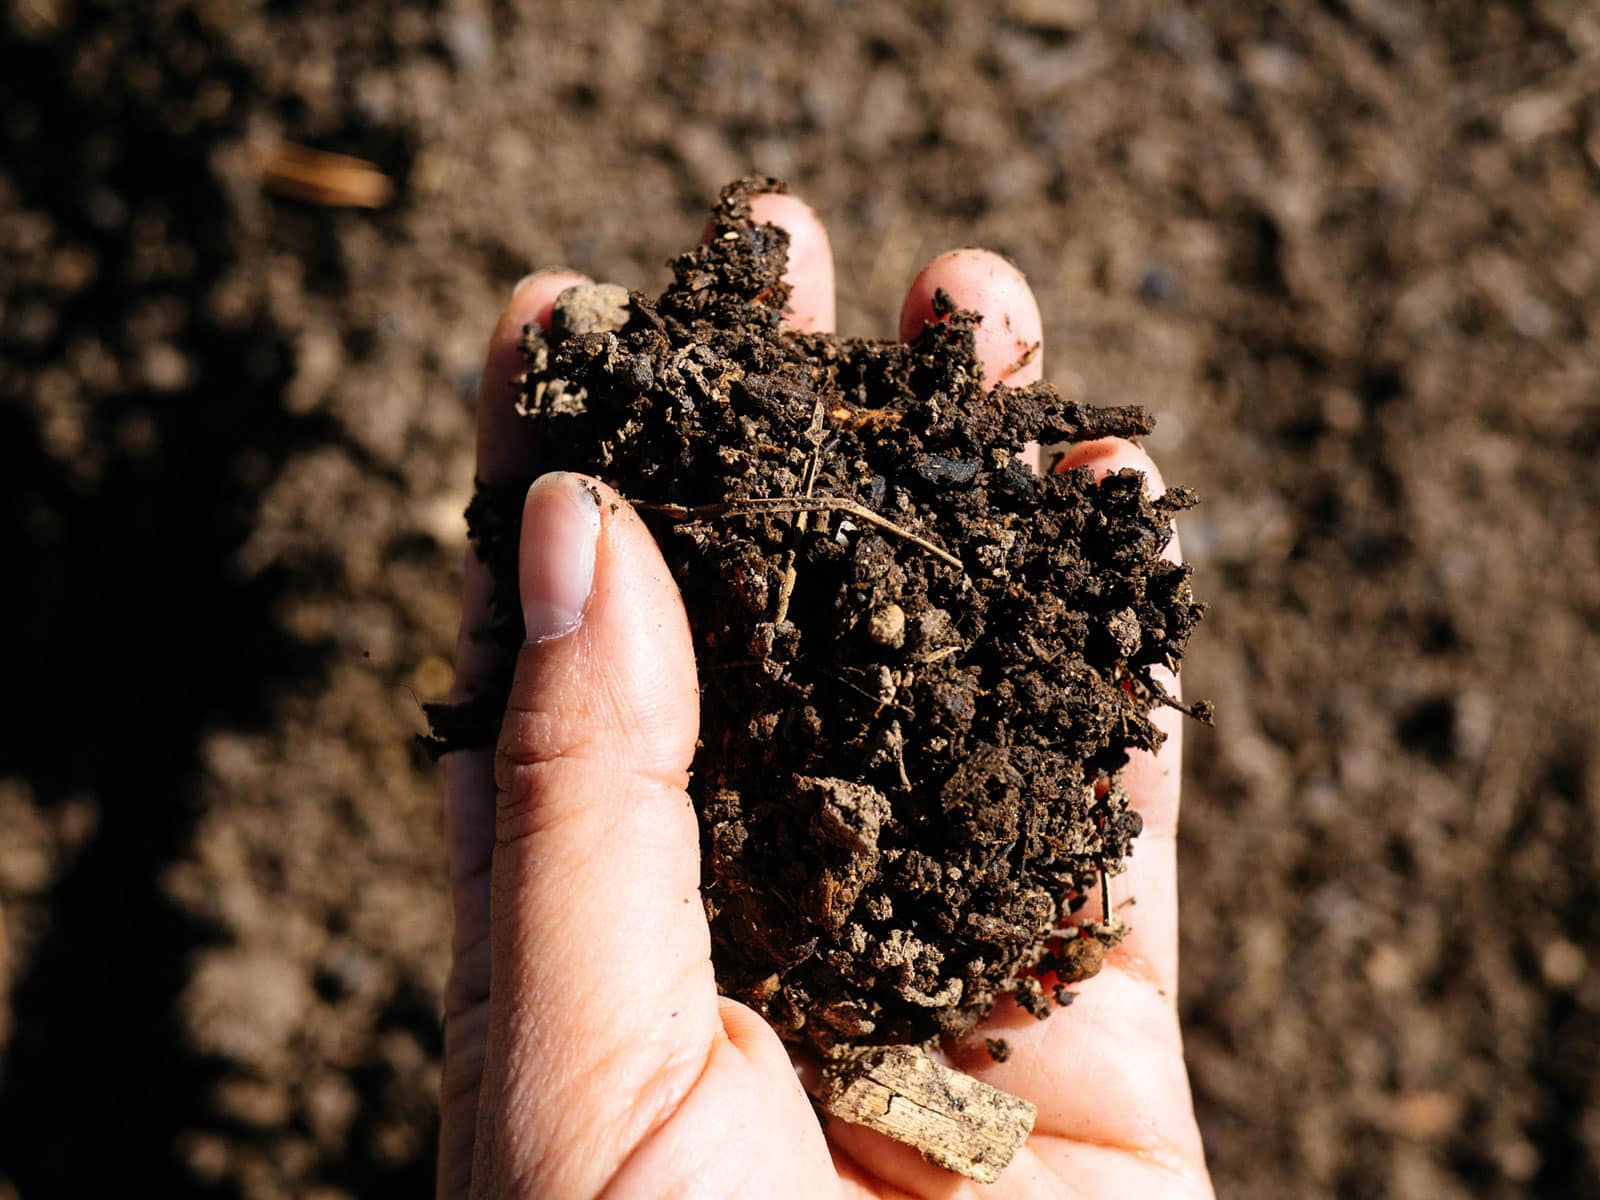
[827,404,904,431]
[774,403,825,624]
[253,140,394,208]
[891,724,912,789]
[636,496,964,572]
[1140,673,1216,724]
[820,667,912,717]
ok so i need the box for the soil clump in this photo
[428,179,1206,1052]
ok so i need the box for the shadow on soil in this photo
[0,13,430,1196]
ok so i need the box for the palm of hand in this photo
[438,194,1213,1199]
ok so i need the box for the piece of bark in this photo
[814,1044,1036,1183]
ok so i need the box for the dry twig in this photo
[636,496,964,573]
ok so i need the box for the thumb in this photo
[473,472,717,1198]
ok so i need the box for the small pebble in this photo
[1105,607,1142,657]
[868,603,906,648]
[552,282,631,337]
[1057,934,1106,983]
[1541,938,1585,989]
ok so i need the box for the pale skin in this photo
[440,193,1215,1199]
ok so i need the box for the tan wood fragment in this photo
[252,140,394,208]
[814,1044,1035,1184]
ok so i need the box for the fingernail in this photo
[520,472,602,643]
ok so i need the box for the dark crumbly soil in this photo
[5,4,1600,1198]
[429,179,1206,1050]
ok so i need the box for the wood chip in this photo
[813,1044,1035,1183]
[254,140,394,209]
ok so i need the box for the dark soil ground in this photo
[2,3,1597,1197]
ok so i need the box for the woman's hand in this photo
[437,193,1213,1199]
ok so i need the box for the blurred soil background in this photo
[2,1,1598,1196]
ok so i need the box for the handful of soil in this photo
[428,178,1206,1060]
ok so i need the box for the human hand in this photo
[438,193,1214,1198]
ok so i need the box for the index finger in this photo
[702,190,837,334]
[474,269,591,488]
